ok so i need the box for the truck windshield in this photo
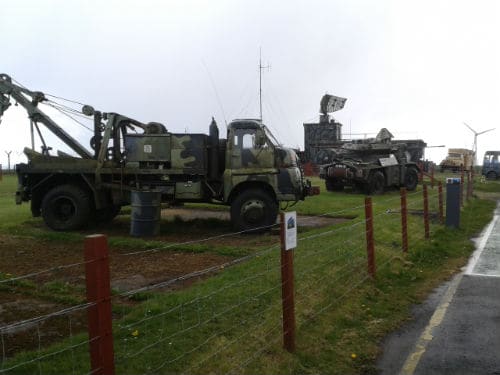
[485,153,499,163]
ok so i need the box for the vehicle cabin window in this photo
[242,133,255,149]
[234,128,257,149]
[493,155,499,163]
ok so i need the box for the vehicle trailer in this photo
[319,128,420,194]
[482,151,500,180]
[0,73,317,232]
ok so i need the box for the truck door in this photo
[230,128,274,172]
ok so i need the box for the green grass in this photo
[1,174,499,374]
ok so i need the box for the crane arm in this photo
[0,73,93,159]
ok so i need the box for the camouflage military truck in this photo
[319,129,420,194]
[439,148,474,172]
[0,74,316,232]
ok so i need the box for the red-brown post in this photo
[280,213,295,353]
[423,185,430,239]
[85,234,115,375]
[364,197,376,278]
[471,169,475,196]
[438,182,444,225]
[400,188,408,253]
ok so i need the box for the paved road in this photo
[377,203,500,375]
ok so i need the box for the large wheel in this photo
[41,185,92,231]
[230,189,278,233]
[486,171,497,180]
[404,167,419,191]
[325,179,344,192]
[366,171,385,195]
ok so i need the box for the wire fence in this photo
[0,178,480,375]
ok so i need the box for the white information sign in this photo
[284,211,297,251]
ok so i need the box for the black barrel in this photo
[130,190,161,236]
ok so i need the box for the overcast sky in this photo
[1,0,499,167]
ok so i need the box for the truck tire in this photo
[367,171,385,195]
[325,179,344,192]
[230,189,278,233]
[404,168,419,191]
[41,185,92,231]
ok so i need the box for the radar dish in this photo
[320,94,347,115]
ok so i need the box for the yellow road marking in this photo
[400,273,463,375]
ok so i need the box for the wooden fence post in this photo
[400,188,408,253]
[85,234,115,375]
[471,168,475,196]
[467,171,473,200]
[280,213,295,353]
[364,197,376,278]
[438,182,444,225]
[423,185,430,239]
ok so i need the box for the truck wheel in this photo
[230,189,278,233]
[367,171,385,195]
[486,171,497,180]
[41,185,92,231]
[404,168,419,191]
[325,179,344,192]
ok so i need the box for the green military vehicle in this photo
[0,74,316,232]
[319,129,420,194]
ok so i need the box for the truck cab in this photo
[224,119,312,231]
[482,151,500,180]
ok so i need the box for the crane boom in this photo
[0,74,93,159]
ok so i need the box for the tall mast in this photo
[259,48,269,122]
[259,49,263,121]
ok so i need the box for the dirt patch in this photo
[0,208,351,358]
[0,235,232,291]
[0,291,87,358]
[0,234,232,358]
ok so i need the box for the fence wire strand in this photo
[2,177,479,375]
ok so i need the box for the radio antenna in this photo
[259,47,270,122]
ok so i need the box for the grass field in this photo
[0,172,499,374]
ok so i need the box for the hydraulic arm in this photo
[0,73,93,159]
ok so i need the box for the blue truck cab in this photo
[482,151,500,180]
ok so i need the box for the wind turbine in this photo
[463,122,495,165]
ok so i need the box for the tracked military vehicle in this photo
[0,74,316,232]
[319,129,420,194]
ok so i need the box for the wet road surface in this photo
[378,203,500,375]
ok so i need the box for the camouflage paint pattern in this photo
[170,134,207,171]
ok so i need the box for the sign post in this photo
[280,211,296,352]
